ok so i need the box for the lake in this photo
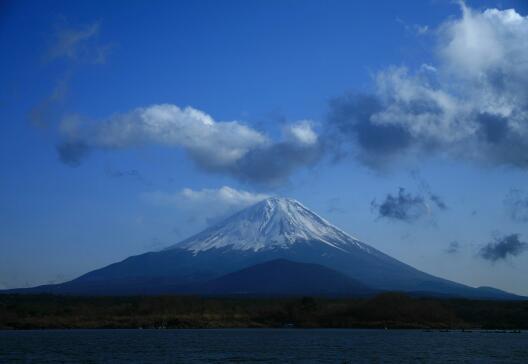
[1,329,526,363]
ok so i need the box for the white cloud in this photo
[440,5,528,77]
[285,120,318,145]
[89,104,268,169]
[181,186,269,206]
[372,66,466,144]
[330,4,528,169]
[142,186,270,226]
[144,186,269,207]
[58,104,322,185]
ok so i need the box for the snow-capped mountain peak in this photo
[167,197,371,253]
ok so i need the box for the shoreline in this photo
[0,327,525,332]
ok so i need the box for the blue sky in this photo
[1,0,528,295]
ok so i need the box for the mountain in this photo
[201,259,374,297]
[173,196,368,252]
[4,197,523,299]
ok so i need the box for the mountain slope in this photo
[171,197,371,253]
[201,259,374,296]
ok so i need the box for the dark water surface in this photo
[1,329,527,363]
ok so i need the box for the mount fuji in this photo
[5,197,522,299]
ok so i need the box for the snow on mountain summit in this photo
[168,197,371,253]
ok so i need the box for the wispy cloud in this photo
[396,17,429,35]
[504,189,528,223]
[411,171,448,210]
[142,186,270,227]
[446,241,460,254]
[29,73,70,128]
[104,167,150,185]
[31,20,111,129]
[46,21,110,64]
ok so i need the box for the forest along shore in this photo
[1,292,527,330]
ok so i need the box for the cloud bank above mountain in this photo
[55,4,528,186]
[328,4,528,170]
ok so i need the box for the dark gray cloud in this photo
[371,188,429,223]
[327,94,412,168]
[57,142,90,167]
[430,194,447,210]
[446,241,460,254]
[372,183,447,223]
[104,167,150,185]
[476,113,510,144]
[479,234,528,262]
[230,141,322,186]
[504,189,528,223]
